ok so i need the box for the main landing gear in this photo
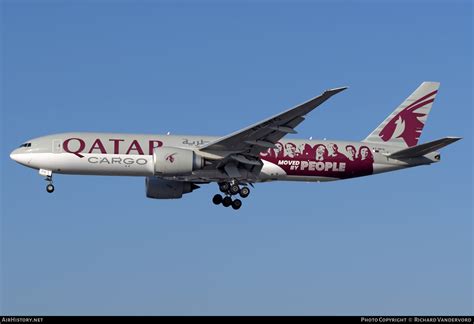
[212,181,251,210]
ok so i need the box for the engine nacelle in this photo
[153,147,203,176]
[145,177,199,199]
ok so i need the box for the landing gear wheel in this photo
[229,184,240,195]
[219,182,230,193]
[231,199,242,210]
[222,196,232,207]
[46,184,55,193]
[239,186,250,198]
[212,194,223,205]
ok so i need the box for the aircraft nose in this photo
[10,148,20,162]
[10,148,31,165]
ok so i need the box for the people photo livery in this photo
[260,141,374,178]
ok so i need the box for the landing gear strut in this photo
[212,181,251,210]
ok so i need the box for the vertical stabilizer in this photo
[363,82,440,147]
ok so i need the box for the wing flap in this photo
[269,126,297,134]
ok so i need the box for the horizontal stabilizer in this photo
[388,137,462,159]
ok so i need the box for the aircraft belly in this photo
[372,163,406,174]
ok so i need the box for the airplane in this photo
[10,81,461,210]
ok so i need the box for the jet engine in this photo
[153,147,204,176]
[145,177,199,199]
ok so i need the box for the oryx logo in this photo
[165,153,177,163]
[379,90,437,147]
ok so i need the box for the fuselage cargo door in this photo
[52,139,62,153]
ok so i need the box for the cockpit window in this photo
[19,143,31,148]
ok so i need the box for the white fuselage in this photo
[10,132,439,183]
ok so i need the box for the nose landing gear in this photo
[40,169,55,193]
[45,175,54,193]
[213,181,251,210]
[46,182,55,193]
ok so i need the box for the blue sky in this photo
[1,0,472,315]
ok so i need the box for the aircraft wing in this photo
[199,87,347,158]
